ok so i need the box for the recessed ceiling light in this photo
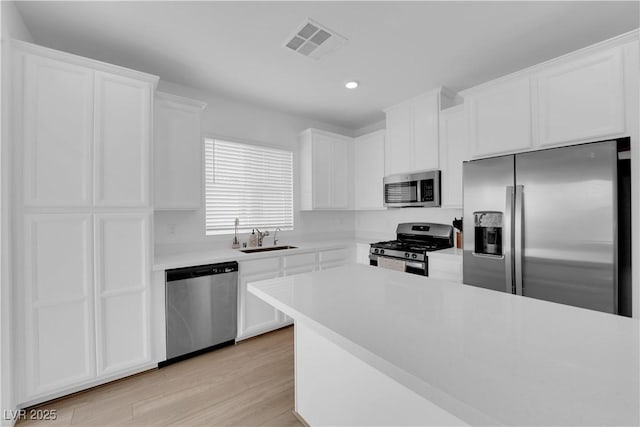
[345,81,359,89]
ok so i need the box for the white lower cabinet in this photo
[356,243,371,265]
[237,257,282,341]
[283,252,317,276]
[238,271,282,341]
[22,213,152,401]
[319,248,350,270]
[23,214,95,397]
[237,247,349,341]
[94,214,150,375]
[428,254,462,283]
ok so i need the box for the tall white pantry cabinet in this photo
[11,40,158,405]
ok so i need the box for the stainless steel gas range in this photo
[369,223,454,276]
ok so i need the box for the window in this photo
[204,138,293,235]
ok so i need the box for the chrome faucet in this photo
[273,227,282,246]
[255,228,270,247]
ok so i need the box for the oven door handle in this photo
[405,261,426,269]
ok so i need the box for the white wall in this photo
[355,208,463,243]
[1,3,34,424]
[1,1,34,42]
[154,80,356,253]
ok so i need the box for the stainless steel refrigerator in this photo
[463,139,631,315]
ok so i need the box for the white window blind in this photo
[205,138,293,235]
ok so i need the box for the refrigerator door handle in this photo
[504,186,514,293]
[514,185,524,296]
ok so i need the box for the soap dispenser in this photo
[249,229,257,247]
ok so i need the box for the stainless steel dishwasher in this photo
[163,261,238,365]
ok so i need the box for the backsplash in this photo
[355,207,463,242]
[154,209,355,254]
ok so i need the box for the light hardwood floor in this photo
[18,326,301,426]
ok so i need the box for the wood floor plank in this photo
[18,326,300,427]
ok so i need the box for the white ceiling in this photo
[15,1,640,130]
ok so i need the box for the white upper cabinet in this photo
[154,92,206,210]
[466,77,533,158]
[22,54,94,207]
[412,92,440,170]
[439,106,467,208]
[536,47,625,147]
[94,72,152,207]
[299,128,353,210]
[462,34,637,159]
[332,137,350,209]
[384,103,412,175]
[384,88,454,175]
[354,130,385,210]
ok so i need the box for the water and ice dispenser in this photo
[473,211,503,257]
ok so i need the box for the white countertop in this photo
[153,240,353,271]
[249,264,639,426]
[429,247,463,258]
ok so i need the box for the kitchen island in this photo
[248,264,639,426]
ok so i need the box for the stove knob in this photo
[380,250,385,255]
[374,248,379,254]
[405,253,410,258]
[412,254,417,259]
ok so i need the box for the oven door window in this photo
[385,181,418,203]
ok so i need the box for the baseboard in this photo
[292,410,310,427]
[17,362,157,409]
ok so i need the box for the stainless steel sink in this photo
[239,245,298,253]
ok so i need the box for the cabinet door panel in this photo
[354,131,385,210]
[27,214,93,301]
[537,49,624,147]
[319,248,349,270]
[469,78,532,157]
[412,94,439,171]
[23,55,93,207]
[34,302,94,392]
[332,139,349,209]
[385,104,412,175]
[98,292,148,374]
[95,213,150,375]
[439,108,467,208]
[311,134,333,209]
[94,72,151,206]
[95,213,148,294]
[154,99,202,209]
[24,214,94,396]
[283,252,317,269]
[240,258,280,275]
[238,271,282,340]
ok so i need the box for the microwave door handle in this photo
[504,186,514,293]
[514,185,524,296]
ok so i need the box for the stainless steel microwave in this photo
[383,170,441,208]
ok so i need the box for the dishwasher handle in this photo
[166,261,239,282]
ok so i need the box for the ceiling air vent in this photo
[284,18,347,60]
